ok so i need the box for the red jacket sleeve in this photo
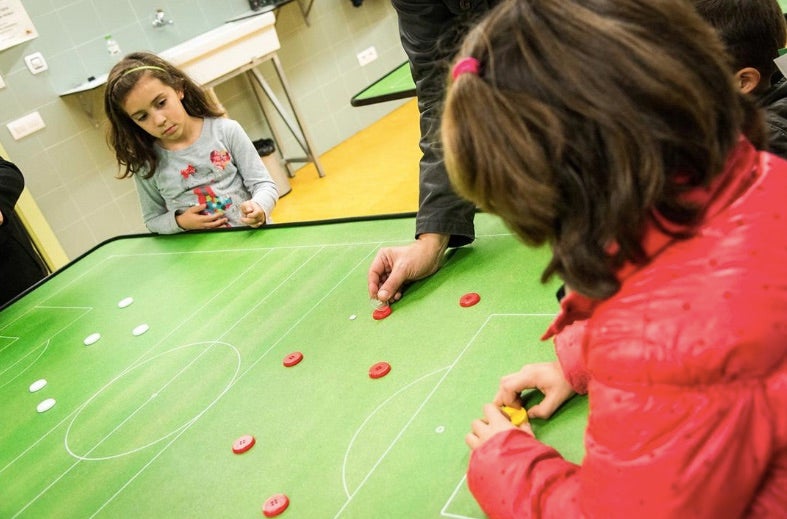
[467,429,581,518]
[553,321,590,395]
[467,378,778,518]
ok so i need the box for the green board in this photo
[0,213,587,518]
[351,62,416,107]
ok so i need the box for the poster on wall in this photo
[0,0,37,52]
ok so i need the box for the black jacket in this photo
[0,158,48,308]
[392,0,501,246]
[758,75,787,160]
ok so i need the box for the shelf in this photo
[59,73,108,96]
[227,0,314,26]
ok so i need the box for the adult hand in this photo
[466,403,534,450]
[367,233,449,303]
[493,361,576,420]
[175,205,229,230]
[239,200,266,228]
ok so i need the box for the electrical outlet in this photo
[356,46,378,67]
[6,111,46,140]
[24,52,48,74]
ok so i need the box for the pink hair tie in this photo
[452,57,480,80]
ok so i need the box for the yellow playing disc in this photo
[501,405,528,426]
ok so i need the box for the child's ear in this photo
[735,67,761,94]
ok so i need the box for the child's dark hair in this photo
[442,0,763,300]
[104,52,224,179]
[691,0,786,91]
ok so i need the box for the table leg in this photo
[247,54,326,178]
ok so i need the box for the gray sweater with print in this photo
[134,117,279,234]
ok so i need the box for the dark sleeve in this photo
[0,157,48,307]
[765,107,787,160]
[0,158,25,224]
[392,0,497,247]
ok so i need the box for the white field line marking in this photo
[341,367,449,497]
[0,334,18,355]
[10,249,274,517]
[12,343,243,519]
[225,233,515,386]
[64,342,241,461]
[0,306,92,391]
[98,230,512,258]
[0,311,103,478]
[11,229,516,516]
[334,313,556,518]
[440,475,479,519]
[0,228,507,332]
[89,244,379,516]
[234,246,379,381]
[0,304,92,335]
[0,335,26,376]
[0,340,48,390]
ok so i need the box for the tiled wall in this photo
[0,0,406,259]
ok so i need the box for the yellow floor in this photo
[270,99,421,223]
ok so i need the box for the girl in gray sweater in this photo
[104,52,278,234]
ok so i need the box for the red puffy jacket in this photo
[467,139,787,518]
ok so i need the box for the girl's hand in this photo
[493,361,576,420]
[176,205,228,230]
[466,403,534,450]
[239,201,266,228]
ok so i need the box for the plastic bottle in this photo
[105,35,121,61]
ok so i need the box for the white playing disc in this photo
[349,314,357,320]
[29,379,47,393]
[118,296,134,308]
[132,323,149,336]
[36,398,56,413]
[83,332,101,346]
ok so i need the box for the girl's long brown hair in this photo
[442,0,764,299]
[104,52,224,179]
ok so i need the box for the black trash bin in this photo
[253,138,291,197]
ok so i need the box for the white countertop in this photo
[60,11,276,96]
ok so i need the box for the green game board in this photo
[351,62,416,107]
[0,213,587,518]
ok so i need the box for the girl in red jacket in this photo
[441,0,787,517]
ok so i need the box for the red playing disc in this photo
[283,351,303,367]
[369,361,391,379]
[262,493,290,517]
[372,305,392,320]
[459,292,481,307]
[232,434,256,454]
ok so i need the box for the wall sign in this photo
[0,0,38,52]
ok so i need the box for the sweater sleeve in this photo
[134,174,182,234]
[223,120,278,222]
